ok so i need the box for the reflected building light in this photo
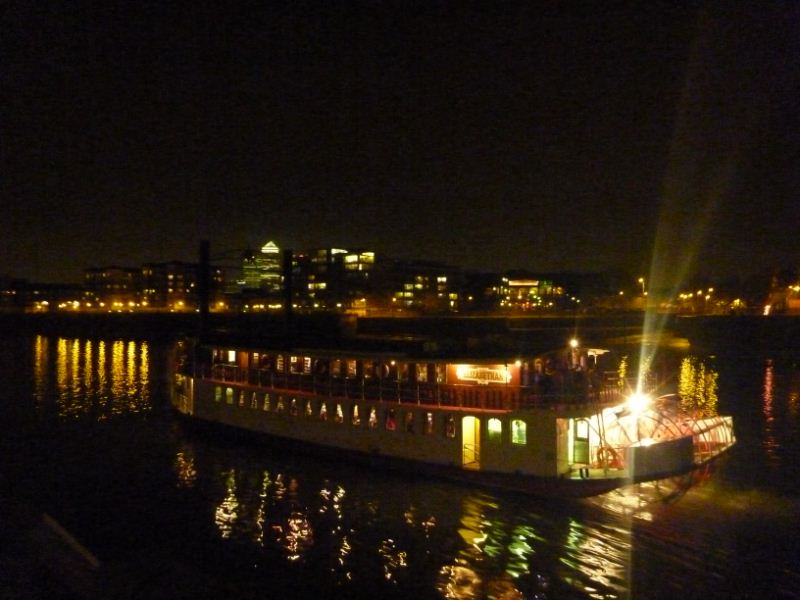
[789,368,799,419]
[33,335,48,403]
[281,511,313,561]
[378,538,408,583]
[762,362,780,465]
[127,341,137,392]
[97,340,107,391]
[70,339,80,385]
[437,560,482,599]
[140,342,150,405]
[56,338,70,416]
[174,450,197,489]
[83,339,93,392]
[563,519,628,596]
[504,524,536,579]
[421,516,437,538]
[215,470,240,539]
[254,470,272,545]
[338,535,352,573]
[333,485,345,519]
[111,340,125,407]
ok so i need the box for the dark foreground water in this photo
[1,327,799,599]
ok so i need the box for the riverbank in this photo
[1,311,798,360]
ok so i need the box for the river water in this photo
[0,325,798,599]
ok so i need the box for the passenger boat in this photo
[171,336,735,498]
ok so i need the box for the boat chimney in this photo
[283,248,293,332]
[197,239,210,336]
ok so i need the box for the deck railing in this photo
[192,363,625,411]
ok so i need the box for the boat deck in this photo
[567,466,628,481]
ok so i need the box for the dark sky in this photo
[3,1,799,284]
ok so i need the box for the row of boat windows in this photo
[213,386,528,445]
[214,350,447,383]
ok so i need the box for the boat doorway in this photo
[462,416,481,470]
[573,418,591,464]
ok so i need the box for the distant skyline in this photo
[3,2,799,284]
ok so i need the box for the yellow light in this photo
[569,338,579,349]
[626,392,651,415]
[639,437,655,447]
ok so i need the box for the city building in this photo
[84,266,142,309]
[241,241,283,293]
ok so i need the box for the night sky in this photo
[3,2,799,285]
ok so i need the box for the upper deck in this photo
[184,343,632,412]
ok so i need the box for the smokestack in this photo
[198,240,210,336]
[283,248,293,329]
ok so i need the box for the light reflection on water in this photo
[762,360,780,466]
[33,335,152,418]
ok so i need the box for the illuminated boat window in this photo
[225,387,234,405]
[251,392,258,409]
[335,404,344,423]
[289,398,298,416]
[276,355,284,372]
[263,393,271,411]
[416,364,428,383]
[368,408,378,428]
[331,359,342,377]
[385,409,397,431]
[347,360,357,378]
[404,411,414,433]
[239,391,245,407]
[303,357,311,374]
[304,399,313,417]
[352,405,361,426]
[313,359,327,377]
[511,419,527,445]
[445,415,456,438]
[215,386,222,402]
[319,402,328,420]
[276,397,285,413]
[227,350,236,363]
[488,418,502,443]
[424,412,434,435]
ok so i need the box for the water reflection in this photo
[563,519,629,598]
[762,360,779,465]
[191,450,643,598]
[215,470,240,539]
[33,335,151,419]
[174,449,197,488]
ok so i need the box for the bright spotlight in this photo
[626,392,652,415]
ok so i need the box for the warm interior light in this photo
[569,338,579,349]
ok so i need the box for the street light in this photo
[638,277,646,295]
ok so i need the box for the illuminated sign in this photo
[454,364,512,385]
